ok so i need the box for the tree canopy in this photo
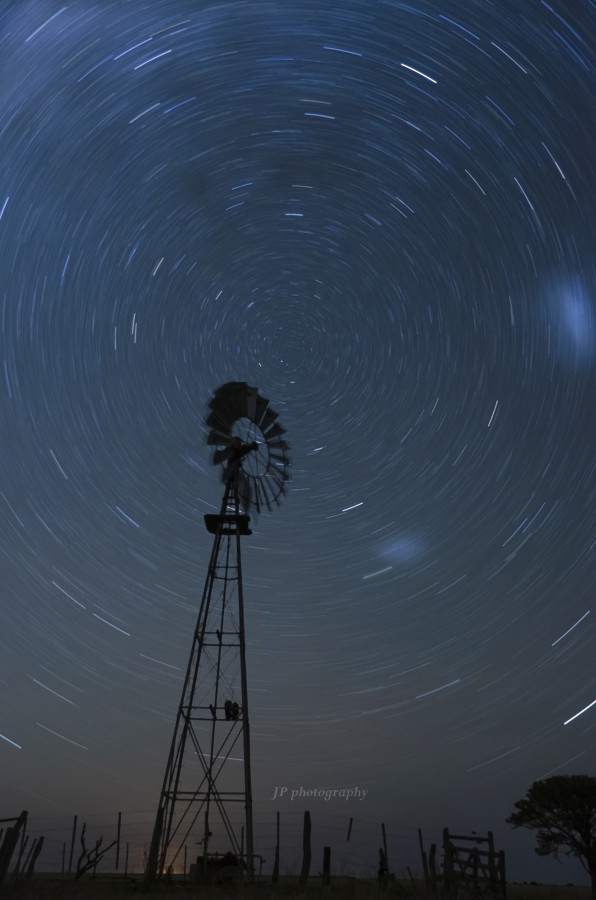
[507,775,596,896]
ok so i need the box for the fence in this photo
[0,806,506,896]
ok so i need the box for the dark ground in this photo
[1,876,592,900]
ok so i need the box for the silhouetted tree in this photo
[507,775,596,898]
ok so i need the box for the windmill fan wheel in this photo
[206,382,291,513]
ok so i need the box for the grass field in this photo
[2,876,592,900]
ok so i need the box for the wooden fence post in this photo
[13,831,29,878]
[68,814,78,874]
[443,828,455,899]
[377,847,388,889]
[299,810,311,887]
[0,811,28,888]
[487,830,498,892]
[115,811,122,870]
[498,849,507,898]
[272,811,280,884]
[472,847,480,892]
[418,828,430,891]
[322,846,330,885]
[26,836,44,878]
[429,843,438,894]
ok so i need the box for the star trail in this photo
[1,0,595,884]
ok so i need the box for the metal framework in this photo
[146,475,254,880]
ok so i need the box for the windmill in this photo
[146,382,290,882]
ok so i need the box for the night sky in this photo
[1,0,596,885]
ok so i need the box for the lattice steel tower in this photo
[146,382,290,881]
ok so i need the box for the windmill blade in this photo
[210,382,248,425]
[244,385,260,421]
[206,411,232,439]
[272,466,287,484]
[260,482,272,508]
[270,458,290,485]
[207,396,233,426]
[269,473,285,496]
[252,479,263,515]
[263,422,285,441]
[253,395,271,427]
[258,407,278,434]
[207,427,233,446]
[269,450,289,462]
[256,478,270,512]
[271,482,282,506]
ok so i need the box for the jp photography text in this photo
[271,785,368,802]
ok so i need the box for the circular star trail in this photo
[1,0,595,883]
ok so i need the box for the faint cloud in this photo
[378,532,427,565]
[546,277,595,369]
